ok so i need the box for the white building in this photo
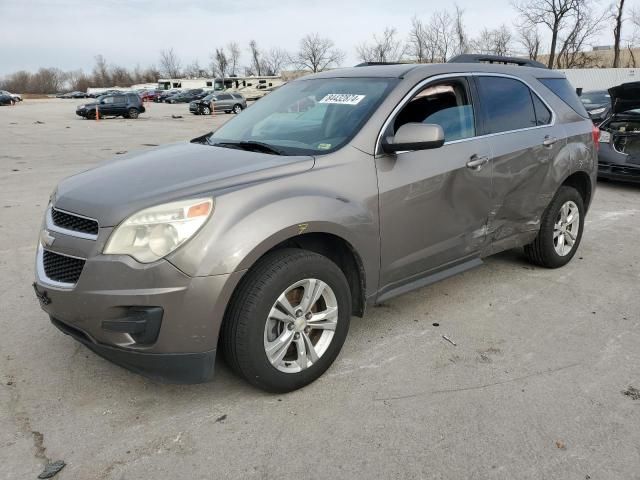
[559,68,639,92]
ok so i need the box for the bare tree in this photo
[31,68,65,93]
[472,25,514,55]
[407,16,429,63]
[556,3,606,68]
[294,33,345,72]
[248,40,262,76]
[227,42,241,76]
[452,5,469,55]
[184,60,205,78]
[512,0,580,68]
[0,70,32,93]
[92,54,110,87]
[262,47,289,75]
[429,10,455,62]
[212,48,229,88]
[110,65,133,86]
[159,48,182,78]
[357,27,407,63]
[516,21,542,60]
[613,0,626,67]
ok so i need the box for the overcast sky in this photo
[0,0,619,76]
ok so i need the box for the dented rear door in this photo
[474,75,566,251]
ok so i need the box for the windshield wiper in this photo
[211,140,284,155]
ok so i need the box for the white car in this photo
[0,90,22,102]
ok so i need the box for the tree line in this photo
[3,0,640,94]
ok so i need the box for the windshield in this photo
[580,92,610,105]
[208,77,397,155]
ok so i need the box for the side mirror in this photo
[382,123,445,153]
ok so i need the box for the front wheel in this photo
[201,106,211,115]
[128,108,139,119]
[524,186,585,268]
[221,248,351,392]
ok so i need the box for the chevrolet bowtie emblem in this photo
[40,229,55,247]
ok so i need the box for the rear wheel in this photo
[232,104,243,114]
[221,248,351,392]
[524,186,585,268]
[128,108,139,119]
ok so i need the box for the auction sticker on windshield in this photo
[319,94,365,105]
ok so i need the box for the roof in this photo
[300,62,565,82]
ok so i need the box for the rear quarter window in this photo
[538,78,589,117]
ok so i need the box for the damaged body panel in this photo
[598,112,640,183]
[597,81,640,183]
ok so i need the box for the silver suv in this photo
[34,56,597,392]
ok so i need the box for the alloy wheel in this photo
[263,278,338,373]
[553,200,580,256]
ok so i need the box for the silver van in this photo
[34,55,597,392]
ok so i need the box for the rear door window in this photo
[476,76,537,134]
[538,78,589,117]
[218,94,233,100]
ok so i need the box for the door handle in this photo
[466,154,489,170]
[543,136,558,147]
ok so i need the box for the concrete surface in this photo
[1,99,639,480]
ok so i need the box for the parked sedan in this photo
[580,90,611,124]
[155,90,182,103]
[0,94,14,106]
[189,92,246,115]
[597,82,640,183]
[166,89,205,103]
[0,90,22,102]
[139,90,162,102]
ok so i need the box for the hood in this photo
[608,82,640,113]
[53,142,314,227]
[78,101,97,108]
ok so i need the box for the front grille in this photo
[42,250,85,284]
[51,208,99,235]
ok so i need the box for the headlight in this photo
[78,105,85,109]
[590,107,606,115]
[104,198,213,263]
[599,130,611,143]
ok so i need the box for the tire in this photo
[221,248,351,393]
[86,111,96,120]
[524,186,585,268]
[128,108,139,119]
[202,106,211,115]
[232,104,243,114]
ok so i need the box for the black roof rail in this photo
[448,54,547,69]
[354,61,411,67]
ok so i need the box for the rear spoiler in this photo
[448,54,547,69]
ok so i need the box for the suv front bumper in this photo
[34,239,244,383]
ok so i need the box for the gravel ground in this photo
[1,99,639,480]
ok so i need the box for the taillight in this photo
[592,124,600,151]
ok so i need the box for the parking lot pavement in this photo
[1,99,639,480]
